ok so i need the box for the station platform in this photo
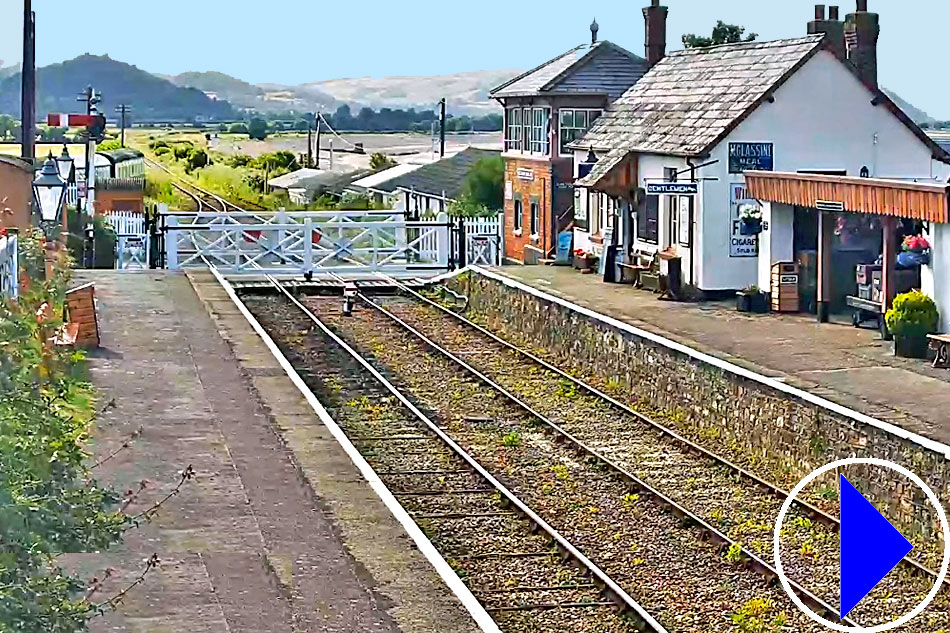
[74,270,480,633]
[493,265,950,446]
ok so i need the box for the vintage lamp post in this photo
[32,153,68,278]
[55,144,74,183]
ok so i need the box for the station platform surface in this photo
[73,270,479,633]
[494,265,950,446]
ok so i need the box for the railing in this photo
[98,177,145,192]
[105,210,147,237]
[462,213,504,266]
[0,230,18,299]
[105,210,150,270]
[161,209,452,278]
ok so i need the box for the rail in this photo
[353,276,860,625]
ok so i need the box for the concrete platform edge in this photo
[187,269,498,633]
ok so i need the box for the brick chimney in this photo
[807,4,846,59]
[643,0,669,68]
[844,0,880,87]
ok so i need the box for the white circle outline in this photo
[773,457,950,633]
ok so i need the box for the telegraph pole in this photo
[306,112,313,168]
[439,98,446,158]
[21,0,35,163]
[115,104,131,146]
[315,112,322,169]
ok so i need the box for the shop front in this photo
[747,171,950,332]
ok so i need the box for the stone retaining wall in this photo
[449,270,950,539]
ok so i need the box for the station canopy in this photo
[744,171,949,223]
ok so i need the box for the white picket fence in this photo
[104,211,149,270]
[0,231,18,299]
[463,213,504,266]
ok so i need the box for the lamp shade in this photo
[55,144,74,182]
[33,154,67,223]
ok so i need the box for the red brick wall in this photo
[504,157,554,264]
[95,190,144,215]
[0,160,34,232]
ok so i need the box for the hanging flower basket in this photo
[739,204,763,236]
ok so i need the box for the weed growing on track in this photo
[501,431,521,447]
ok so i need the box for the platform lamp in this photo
[33,153,68,279]
[55,143,74,183]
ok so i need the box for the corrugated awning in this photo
[744,171,950,223]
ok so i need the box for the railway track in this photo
[242,279,666,633]
[145,156,267,213]
[304,281,950,631]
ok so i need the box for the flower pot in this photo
[750,292,769,313]
[739,218,762,236]
[894,335,930,359]
[573,255,593,271]
[737,293,752,312]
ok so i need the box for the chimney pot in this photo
[590,18,599,44]
[829,6,840,20]
[815,4,826,20]
[856,0,868,11]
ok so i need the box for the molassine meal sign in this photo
[728,142,774,174]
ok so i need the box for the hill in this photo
[882,88,935,125]
[0,55,236,123]
[304,70,517,116]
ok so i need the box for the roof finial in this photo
[591,18,599,44]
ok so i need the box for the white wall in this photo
[698,49,950,290]
[922,224,950,332]
[757,203,796,291]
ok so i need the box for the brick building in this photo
[0,155,34,231]
[490,16,651,264]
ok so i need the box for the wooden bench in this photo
[928,334,950,368]
[618,250,659,288]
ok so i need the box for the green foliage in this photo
[66,211,116,269]
[228,122,249,135]
[683,21,758,48]
[97,139,122,152]
[172,144,191,160]
[501,431,521,447]
[725,542,744,564]
[153,146,170,157]
[0,114,18,141]
[731,598,786,633]
[225,153,252,168]
[250,151,296,172]
[248,118,268,140]
[325,104,502,133]
[185,148,209,172]
[0,231,127,632]
[885,290,939,338]
[369,152,397,171]
[461,156,504,210]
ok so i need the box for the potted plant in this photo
[739,204,763,236]
[737,285,768,313]
[897,234,932,268]
[885,290,939,359]
[573,249,597,271]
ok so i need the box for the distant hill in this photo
[0,62,20,80]
[165,71,337,113]
[305,70,517,116]
[882,88,936,125]
[0,55,236,122]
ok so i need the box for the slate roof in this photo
[572,35,827,161]
[491,41,648,101]
[374,148,502,201]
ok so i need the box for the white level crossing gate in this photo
[163,210,454,278]
[105,210,150,270]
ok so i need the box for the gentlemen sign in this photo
[728,142,774,174]
[646,182,698,195]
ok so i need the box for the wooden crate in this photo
[65,283,100,348]
[771,262,800,313]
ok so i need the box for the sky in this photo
[0,0,947,118]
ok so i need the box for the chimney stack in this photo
[845,0,880,87]
[643,0,668,68]
[591,18,599,45]
[807,4,845,59]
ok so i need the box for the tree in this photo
[248,118,268,140]
[369,152,397,171]
[185,148,209,172]
[228,122,248,134]
[461,156,505,210]
[682,21,758,48]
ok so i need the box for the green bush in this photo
[148,139,169,150]
[66,210,117,269]
[97,139,122,152]
[228,122,249,135]
[154,146,171,157]
[185,148,209,172]
[173,145,191,160]
[885,290,939,338]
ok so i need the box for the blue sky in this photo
[1,0,947,118]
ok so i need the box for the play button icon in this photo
[840,474,914,618]
[775,458,949,633]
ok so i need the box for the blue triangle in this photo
[840,474,913,619]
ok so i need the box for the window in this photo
[573,190,588,231]
[638,195,659,243]
[559,109,602,155]
[521,108,531,153]
[529,107,550,155]
[530,199,540,236]
[589,192,601,234]
[505,107,522,151]
[513,197,523,232]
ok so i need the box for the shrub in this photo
[153,146,171,157]
[173,145,191,160]
[226,153,252,168]
[148,139,169,150]
[885,290,939,338]
[369,152,397,171]
[228,122,249,135]
[185,148,209,172]
[97,139,122,152]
